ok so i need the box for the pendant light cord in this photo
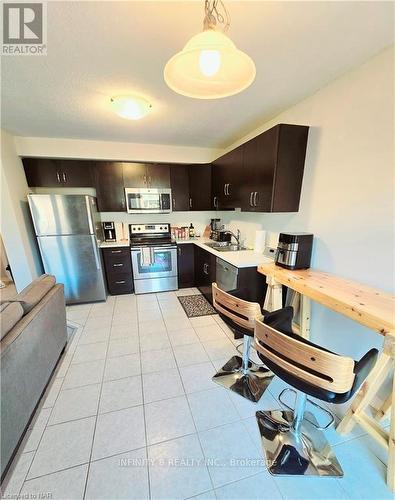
[203,0,231,32]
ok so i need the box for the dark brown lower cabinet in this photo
[102,247,133,295]
[194,246,216,304]
[177,244,195,288]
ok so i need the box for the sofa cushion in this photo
[0,301,24,340]
[12,274,56,314]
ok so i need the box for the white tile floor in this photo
[2,289,392,500]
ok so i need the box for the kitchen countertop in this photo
[99,237,272,268]
[99,240,130,248]
[176,237,272,268]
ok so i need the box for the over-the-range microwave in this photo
[125,188,172,214]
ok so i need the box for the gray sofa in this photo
[0,275,67,480]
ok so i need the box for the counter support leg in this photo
[337,333,395,491]
[263,276,283,312]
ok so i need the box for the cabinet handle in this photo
[253,192,258,207]
[56,171,61,183]
[213,196,218,208]
[189,198,192,209]
[111,250,122,254]
[62,172,67,183]
[223,184,227,195]
[172,198,176,210]
[227,184,231,196]
[115,280,126,284]
[148,176,152,187]
[113,263,123,267]
[178,247,181,256]
[249,192,254,207]
[143,175,147,184]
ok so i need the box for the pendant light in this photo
[164,0,256,99]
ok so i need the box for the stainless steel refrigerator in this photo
[28,194,107,304]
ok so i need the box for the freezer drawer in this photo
[37,234,106,304]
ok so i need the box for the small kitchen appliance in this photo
[129,223,178,294]
[211,230,232,243]
[103,222,116,242]
[209,218,231,242]
[275,232,313,270]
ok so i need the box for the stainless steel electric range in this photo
[129,223,178,294]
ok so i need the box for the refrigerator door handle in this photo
[92,238,101,270]
[85,196,95,234]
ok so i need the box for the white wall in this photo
[1,130,43,291]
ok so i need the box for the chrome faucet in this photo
[224,229,241,246]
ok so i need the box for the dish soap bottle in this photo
[189,223,195,238]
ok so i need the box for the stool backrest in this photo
[254,318,355,393]
[212,283,263,331]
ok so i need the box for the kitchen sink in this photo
[204,242,247,252]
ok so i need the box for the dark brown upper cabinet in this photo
[146,164,171,188]
[122,163,170,189]
[212,146,243,209]
[23,158,94,187]
[170,165,190,211]
[188,164,213,211]
[242,124,309,212]
[122,163,147,188]
[93,162,125,212]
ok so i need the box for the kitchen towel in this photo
[254,230,266,253]
[141,247,155,266]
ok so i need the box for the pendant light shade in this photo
[164,29,256,99]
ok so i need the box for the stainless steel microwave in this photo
[125,188,172,214]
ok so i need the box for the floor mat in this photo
[178,294,216,317]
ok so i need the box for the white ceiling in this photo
[2,1,394,148]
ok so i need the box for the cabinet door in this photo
[177,244,195,288]
[189,164,212,211]
[23,158,64,187]
[147,164,170,188]
[195,247,216,304]
[242,128,278,212]
[170,165,190,211]
[272,124,309,212]
[213,147,243,209]
[58,160,94,187]
[94,162,126,212]
[122,163,148,188]
[194,246,205,288]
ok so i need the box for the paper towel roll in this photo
[254,230,266,253]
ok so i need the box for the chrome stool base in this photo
[256,409,343,477]
[212,355,273,402]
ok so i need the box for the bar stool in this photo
[254,306,378,477]
[211,283,274,402]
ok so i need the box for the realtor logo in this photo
[2,2,47,55]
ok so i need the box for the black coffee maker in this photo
[275,233,313,270]
[102,222,116,242]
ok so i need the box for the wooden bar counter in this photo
[258,261,395,489]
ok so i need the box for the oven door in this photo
[131,246,178,280]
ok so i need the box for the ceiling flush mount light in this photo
[164,0,256,99]
[110,95,152,120]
